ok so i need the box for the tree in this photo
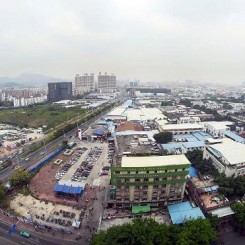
[153,132,173,144]
[62,140,68,148]
[90,218,172,245]
[90,218,216,245]
[0,184,6,206]
[185,150,219,176]
[180,99,192,107]
[206,214,220,231]
[231,202,245,234]
[214,174,245,197]
[161,101,172,106]
[177,218,216,245]
[10,168,31,187]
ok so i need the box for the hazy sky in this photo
[1,0,245,84]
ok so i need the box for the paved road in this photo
[0,101,120,182]
[0,220,71,245]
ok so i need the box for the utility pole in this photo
[42,140,47,158]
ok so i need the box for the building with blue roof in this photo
[53,183,84,199]
[167,201,205,224]
[224,130,245,144]
[159,131,211,154]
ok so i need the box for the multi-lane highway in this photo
[0,100,121,182]
[0,219,81,245]
[0,98,126,244]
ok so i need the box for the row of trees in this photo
[0,183,6,207]
[90,218,216,245]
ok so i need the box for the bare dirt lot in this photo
[29,151,79,206]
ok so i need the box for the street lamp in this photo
[42,140,47,157]
[62,130,66,139]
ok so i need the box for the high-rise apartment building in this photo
[98,72,116,91]
[74,73,95,95]
[48,82,72,102]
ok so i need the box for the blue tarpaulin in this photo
[93,128,105,135]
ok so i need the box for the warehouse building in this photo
[203,138,245,177]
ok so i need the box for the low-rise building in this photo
[186,177,231,213]
[203,121,234,138]
[158,123,205,135]
[203,139,245,177]
[177,116,201,124]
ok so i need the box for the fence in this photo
[28,147,64,174]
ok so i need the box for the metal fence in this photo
[29,147,64,174]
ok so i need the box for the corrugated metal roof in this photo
[224,130,245,144]
[208,206,235,218]
[168,201,205,224]
[53,184,83,194]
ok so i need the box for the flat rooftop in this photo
[209,140,245,165]
[208,206,234,218]
[168,201,205,224]
[189,177,215,189]
[160,123,204,130]
[121,155,190,168]
[116,135,157,155]
[204,121,234,130]
[200,193,228,210]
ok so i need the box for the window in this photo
[144,178,149,182]
[162,178,167,181]
[155,170,157,173]
[127,171,130,174]
[115,171,120,174]
[136,171,138,174]
[135,178,140,182]
[153,185,158,188]
[146,170,149,174]
[154,178,159,181]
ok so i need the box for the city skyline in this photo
[1,1,245,84]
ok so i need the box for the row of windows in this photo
[116,177,182,183]
[115,169,187,175]
[118,184,168,190]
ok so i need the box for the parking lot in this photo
[29,141,109,204]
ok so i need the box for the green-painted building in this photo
[108,155,190,208]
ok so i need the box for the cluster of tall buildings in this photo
[47,72,117,102]
[73,72,116,95]
[0,72,117,105]
[0,89,47,107]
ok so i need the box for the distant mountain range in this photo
[0,73,69,87]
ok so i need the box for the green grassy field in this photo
[0,105,87,129]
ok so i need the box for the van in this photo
[25,158,30,162]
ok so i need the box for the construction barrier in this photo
[29,147,64,174]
